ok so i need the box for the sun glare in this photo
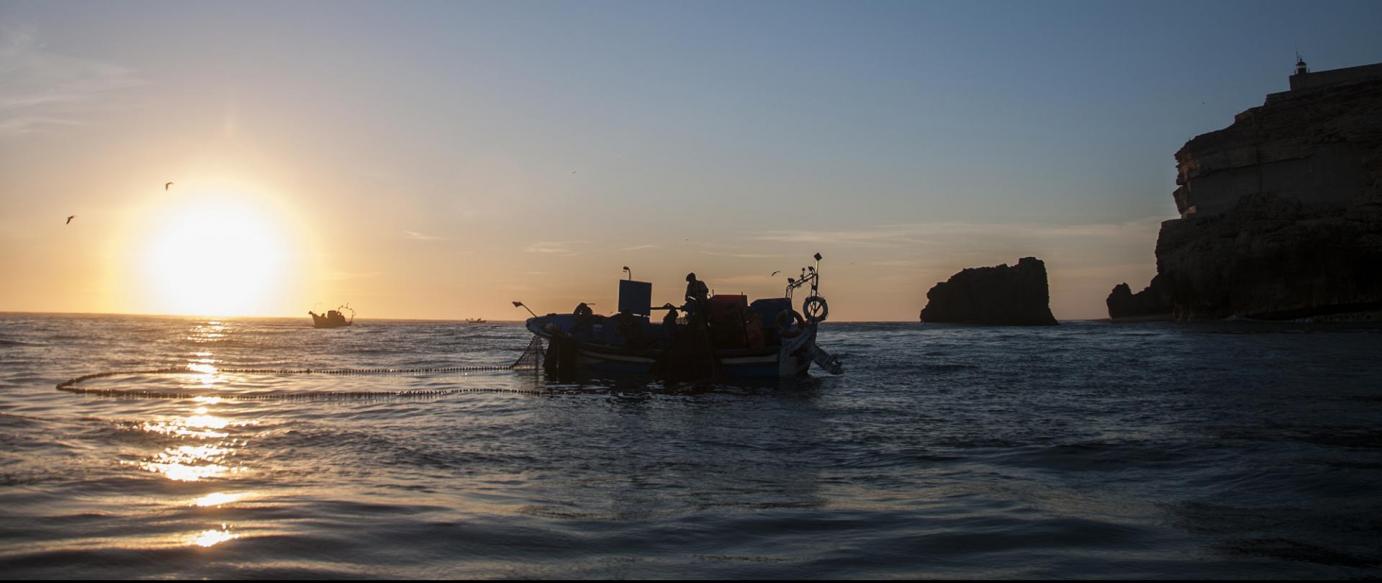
[137,195,295,316]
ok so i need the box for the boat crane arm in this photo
[784,252,824,299]
[512,301,539,318]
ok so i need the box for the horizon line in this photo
[0,308,1112,324]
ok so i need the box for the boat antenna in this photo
[512,300,538,318]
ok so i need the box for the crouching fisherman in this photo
[543,303,591,381]
[652,274,718,382]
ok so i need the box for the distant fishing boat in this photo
[464,318,486,324]
[309,305,354,328]
[518,254,842,380]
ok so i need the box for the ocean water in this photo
[1,313,1381,579]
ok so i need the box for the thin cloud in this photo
[0,26,142,137]
[690,241,785,259]
[0,115,79,135]
[713,273,791,286]
[403,230,445,241]
[697,250,785,259]
[322,271,383,281]
[525,241,582,255]
[754,218,1165,248]
[865,258,927,268]
[753,225,931,248]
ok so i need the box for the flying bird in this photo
[65,215,76,225]
[164,181,174,191]
[770,270,781,277]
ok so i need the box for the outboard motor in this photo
[812,345,844,375]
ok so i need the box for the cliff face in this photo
[1111,72,1382,320]
[921,257,1058,325]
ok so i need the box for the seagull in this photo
[165,181,174,191]
[770,270,781,277]
[65,215,76,225]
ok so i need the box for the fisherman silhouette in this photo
[661,304,680,341]
[684,273,708,315]
[668,273,716,380]
[572,302,595,339]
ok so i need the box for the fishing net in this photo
[511,335,544,371]
[56,336,549,400]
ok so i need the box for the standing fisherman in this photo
[684,273,709,318]
[680,272,719,381]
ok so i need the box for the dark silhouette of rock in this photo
[1110,62,1382,320]
[920,257,1058,325]
[1106,277,1172,320]
[1154,193,1382,319]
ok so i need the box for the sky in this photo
[2,0,1381,321]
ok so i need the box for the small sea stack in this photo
[1106,278,1172,320]
[920,257,1058,325]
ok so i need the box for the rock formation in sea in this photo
[1109,59,1382,320]
[920,257,1058,325]
[1105,277,1172,321]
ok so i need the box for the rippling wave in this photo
[1,314,1380,578]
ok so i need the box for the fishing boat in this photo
[309,305,354,328]
[518,254,842,380]
[464,318,486,324]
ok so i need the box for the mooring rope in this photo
[56,337,549,400]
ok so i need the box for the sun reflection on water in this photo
[188,321,228,343]
[190,525,237,547]
[192,491,244,507]
[187,352,221,386]
[186,408,230,432]
[118,350,263,551]
[132,397,251,481]
[139,408,235,439]
[188,362,220,383]
[139,444,235,481]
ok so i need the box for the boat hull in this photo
[310,314,352,328]
[525,315,818,379]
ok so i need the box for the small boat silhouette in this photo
[519,253,842,380]
[309,305,354,328]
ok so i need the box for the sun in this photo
[137,195,294,316]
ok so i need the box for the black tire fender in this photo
[776,309,806,338]
[802,296,829,323]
